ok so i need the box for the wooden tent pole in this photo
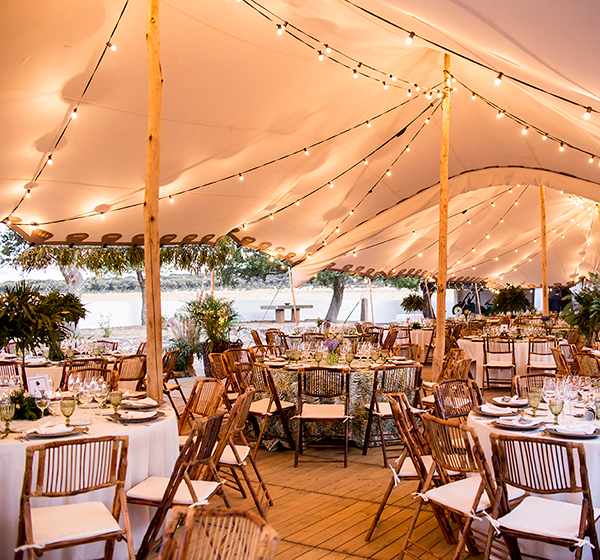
[289,269,299,325]
[143,0,163,401]
[369,278,375,324]
[475,283,482,315]
[540,185,549,316]
[432,54,451,380]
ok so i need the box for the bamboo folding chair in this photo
[301,332,325,344]
[551,346,570,376]
[236,362,295,455]
[392,343,423,362]
[136,341,147,355]
[512,372,556,398]
[381,327,398,351]
[162,349,188,419]
[97,339,119,352]
[15,435,134,560]
[399,414,501,560]
[575,352,600,378]
[526,336,558,374]
[452,357,473,380]
[209,353,241,409]
[395,326,411,346]
[59,357,109,389]
[362,363,423,467]
[483,336,516,389]
[366,392,455,542]
[127,412,227,560]
[112,354,147,391]
[265,329,289,349]
[178,378,225,445]
[294,366,351,468]
[251,329,264,346]
[0,360,20,388]
[216,389,274,519]
[157,506,280,560]
[249,345,285,362]
[485,434,600,560]
[433,378,483,421]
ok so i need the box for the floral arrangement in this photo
[8,389,49,421]
[324,337,341,352]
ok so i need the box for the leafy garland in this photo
[9,389,49,421]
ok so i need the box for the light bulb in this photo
[494,257,498,261]
[514,201,518,206]
[382,81,388,90]
[25,190,31,198]
[306,253,311,259]
[304,148,309,155]
[425,118,430,124]
[590,156,595,164]
[295,200,300,206]
[412,231,416,236]
[325,44,331,53]
[472,248,475,252]
[329,182,334,188]
[318,51,324,61]
[471,92,477,100]
[584,107,592,120]
[467,219,471,224]
[406,146,410,152]
[392,268,396,273]
[491,202,495,207]
[107,42,117,51]
[500,218,504,223]
[497,110,505,118]
[437,92,443,98]
[415,86,420,91]
[363,159,368,165]
[386,170,391,176]
[349,210,354,216]
[522,127,528,135]
[100,213,105,219]
[238,173,244,180]
[486,234,490,239]
[425,92,432,99]
[494,72,503,85]
[71,107,78,119]
[335,227,340,233]
[366,120,371,127]
[407,89,412,97]
[542,134,547,140]
[406,32,414,44]
[242,223,247,230]
[276,24,284,35]
[47,155,53,165]
[352,251,356,257]
[390,75,397,81]
[270,214,273,220]
[353,69,358,78]
[323,240,327,245]
[169,195,174,203]
[559,143,565,152]
[418,252,422,257]
[457,259,461,264]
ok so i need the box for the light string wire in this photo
[574,212,595,277]
[341,0,599,117]
[14,93,432,227]
[8,0,131,221]
[453,76,600,163]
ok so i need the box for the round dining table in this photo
[468,408,600,559]
[0,402,178,560]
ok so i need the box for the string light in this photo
[383,81,388,90]
[497,110,505,118]
[270,214,273,219]
[353,69,358,78]
[106,42,117,51]
[386,170,391,176]
[522,127,528,135]
[25,190,31,199]
[295,200,300,206]
[407,89,412,97]
[584,107,592,120]
[366,120,371,127]
[324,44,331,53]
[238,173,244,180]
[494,72,503,85]
[471,92,477,100]
[317,51,324,61]
[590,156,595,164]
[304,148,309,155]
[329,182,334,188]
[169,195,174,203]
[47,155,53,165]
[559,143,565,152]
[363,159,368,165]
[70,108,78,120]
[405,32,415,44]
[276,23,286,35]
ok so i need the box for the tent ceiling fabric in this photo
[3,0,600,286]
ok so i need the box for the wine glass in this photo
[527,387,542,417]
[0,401,15,434]
[109,390,122,414]
[380,349,389,363]
[542,377,555,404]
[314,351,323,366]
[59,394,76,427]
[35,389,50,418]
[370,349,380,364]
[345,352,354,366]
[549,398,563,425]
[94,381,109,408]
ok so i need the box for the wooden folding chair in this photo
[362,363,423,467]
[178,378,225,446]
[216,389,274,519]
[157,506,280,560]
[265,329,289,349]
[97,339,119,352]
[136,341,147,355]
[399,414,502,560]
[483,336,516,389]
[127,412,228,560]
[366,392,454,542]
[162,349,188,419]
[392,343,423,362]
[236,362,295,455]
[512,372,556,398]
[15,435,134,560]
[59,357,109,389]
[575,352,600,378]
[209,352,240,409]
[294,366,351,468]
[249,345,285,362]
[112,354,146,391]
[526,336,558,374]
[381,327,398,351]
[251,329,264,346]
[551,346,570,376]
[485,434,600,560]
[433,378,482,421]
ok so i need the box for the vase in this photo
[326,351,339,365]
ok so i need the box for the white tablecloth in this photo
[0,404,179,560]
[468,412,600,559]
[410,328,434,349]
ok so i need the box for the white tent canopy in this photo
[3,0,600,287]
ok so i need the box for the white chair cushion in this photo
[31,502,122,547]
[300,403,346,419]
[219,444,251,466]
[485,361,515,367]
[528,360,557,369]
[178,434,188,447]
[164,381,180,391]
[421,394,435,405]
[421,381,435,388]
[250,397,294,415]
[497,496,600,542]
[126,475,220,505]
[395,454,435,477]
[424,475,525,515]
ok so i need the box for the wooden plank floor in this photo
[148,370,492,560]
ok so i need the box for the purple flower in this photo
[324,337,340,351]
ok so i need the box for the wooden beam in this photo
[289,269,299,326]
[368,278,375,324]
[540,185,549,316]
[144,0,163,402]
[432,54,451,380]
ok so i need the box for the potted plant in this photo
[182,293,242,376]
[0,282,86,386]
[490,284,536,316]
[562,273,600,344]
[166,316,202,376]
[401,293,425,323]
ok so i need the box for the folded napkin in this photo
[122,391,134,398]
[495,417,542,428]
[122,397,158,408]
[481,403,516,414]
[493,396,528,406]
[119,410,157,420]
[554,424,596,436]
[26,358,47,366]
[33,422,73,435]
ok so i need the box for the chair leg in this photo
[365,468,397,540]
[398,498,425,559]
[376,413,388,468]
[294,417,302,467]
[165,391,181,421]
[362,407,374,456]
[344,415,349,468]
[252,414,269,458]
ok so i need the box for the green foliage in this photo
[10,389,49,420]
[310,270,350,287]
[491,285,536,315]
[383,276,421,290]
[166,316,203,374]
[0,282,86,363]
[401,293,425,313]
[183,294,241,353]
[562,273,600,343]
[218,247,288,287]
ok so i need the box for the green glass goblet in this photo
[59,395,76,427]
[314,351,323,366]
[345,352,354,366]
[0,401,15,434]
[527,388,542,417]
[549,398,564,425]
[109,390,122,414]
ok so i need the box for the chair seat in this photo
[126,475,220,505]
[300,403,347,420]
[395,454,435,478]
[250,397,294,415]
[164,381,181,391]
[219,444,251,466]
[421,381,435,388]
[424,474,525,515]
[31,502,122,547]
[497,496,600,543]
[528,360,557,369]
[421,394,435,405]
[484,361,515,368]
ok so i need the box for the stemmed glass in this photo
[527,387,542,417]
[94,381,109,409]
[380,349,389,363]
[549,398,564,425]
[0,400,15,434]
[109,390,122,414]
[314,351,323,366]
[345,352,354,367]
[59,394,76,427]
[542,377,555,404]
[34,389,50,418]
[370,349,380,364]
